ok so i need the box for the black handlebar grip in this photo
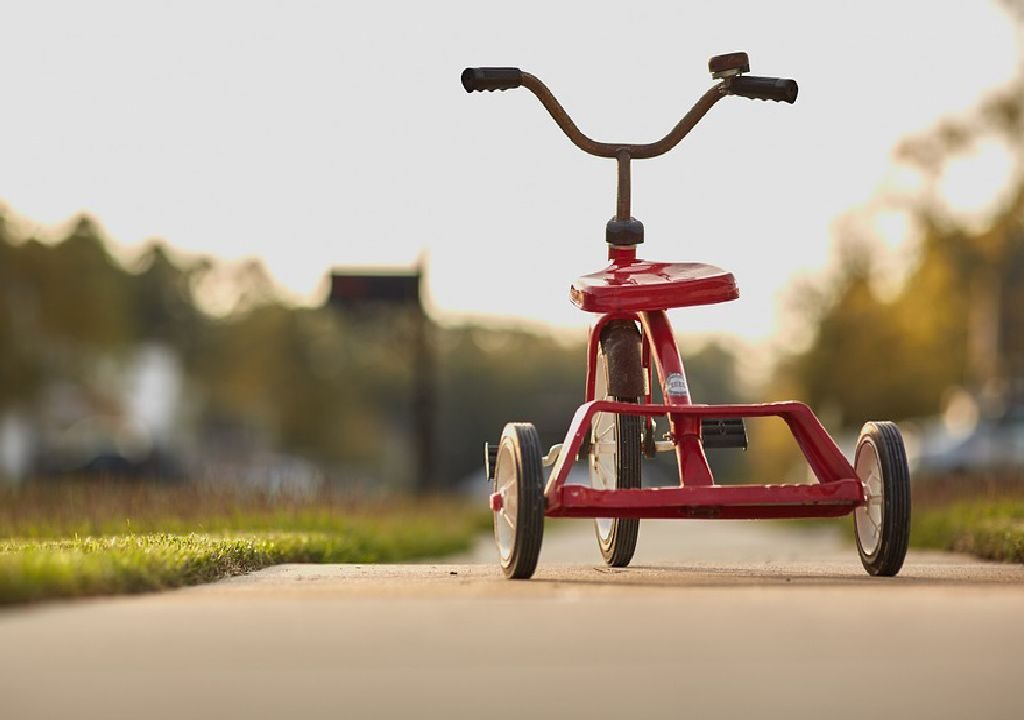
[728,75,798,104]
[461,67,523,93]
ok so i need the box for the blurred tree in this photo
[781,1,1024,429]
[682,338,746,405]
[0,214,44,406]
[25,216,135,350]
[130,242,206,348]
[784,225,972,429]
[0,215,135,408]
[437,325,582,485]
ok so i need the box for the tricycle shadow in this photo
[526,564,980,589]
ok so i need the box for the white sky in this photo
[1,1,1019,350]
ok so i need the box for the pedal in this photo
[542,444,563,468]
[484,442,499,481]
[701,418,748,450]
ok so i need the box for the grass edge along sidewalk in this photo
[912,498,1024,564]
[0,518,482,606]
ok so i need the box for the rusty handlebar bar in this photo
[460,58,797,226]
[460,69,730,161]
[518,72,725,161]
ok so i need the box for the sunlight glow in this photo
[937,139,1018,231]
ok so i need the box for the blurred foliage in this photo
[438,324,581,474]
[782,220,978,428]
[912,497,1024,564]
[0,213,746,489]
[776,8,1024,434]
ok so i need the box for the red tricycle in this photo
[462,53,910,580]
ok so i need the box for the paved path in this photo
[2,519,1023,720]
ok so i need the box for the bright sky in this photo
[1,1,1019,350]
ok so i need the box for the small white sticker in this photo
[665,373,689,397]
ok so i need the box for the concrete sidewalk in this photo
[2,519,1022,720]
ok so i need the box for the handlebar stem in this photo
[616,150,631,220]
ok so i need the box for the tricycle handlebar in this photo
[460,56,798,229]
[460,63,798,160]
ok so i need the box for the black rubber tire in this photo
[494,422,545,579]
[853,421,911,577]
[593,324,642,568]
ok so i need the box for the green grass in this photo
[0,526,472,606]
[911,498,1024,563]
[0,483,490,605]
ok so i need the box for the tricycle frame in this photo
[467,58,910,578]
[538,292,866,521]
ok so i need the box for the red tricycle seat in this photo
[570,259,739,313]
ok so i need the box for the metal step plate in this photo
[700,417,748,450]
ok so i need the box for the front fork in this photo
[585,310,713,487]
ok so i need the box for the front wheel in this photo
[590,322,642,568]
[853,421,911,577]
[493,422,545,579]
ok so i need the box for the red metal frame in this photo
[549,271,865,520]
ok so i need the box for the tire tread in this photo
[855,421,911,577]
[501,423,545,579]
[595,324,642,568]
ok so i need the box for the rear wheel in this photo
[493,422,545,579]
[590,323,643,567]
[853,421,911,577]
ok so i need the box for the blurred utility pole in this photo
[998,229,1024,413]
[967,228,1024,417]
[326,260,435,494]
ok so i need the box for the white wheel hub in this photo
[493,442,518,565]
[590,350,617,542]
[854,440,884,557]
